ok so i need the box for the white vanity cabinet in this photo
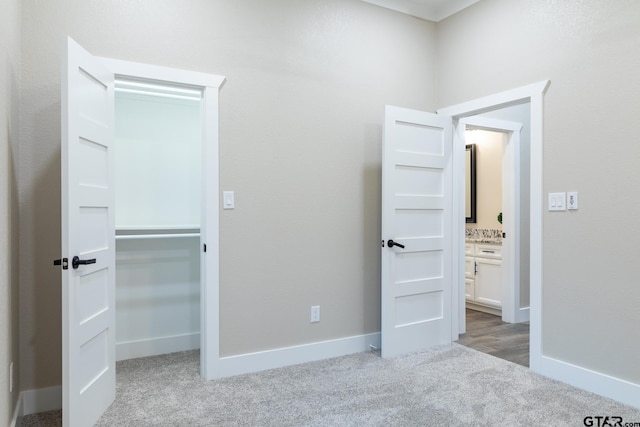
[464,243,475,300]
[465,242,502,312]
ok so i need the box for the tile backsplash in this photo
[466,228,502,243]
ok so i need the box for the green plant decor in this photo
[497,212,502,224]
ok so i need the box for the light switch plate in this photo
[223,191,235,209]
[548,192,566,211]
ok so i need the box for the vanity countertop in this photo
[465,228,503,245]
[466,238,502,245]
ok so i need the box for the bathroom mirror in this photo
[465,144,476,223]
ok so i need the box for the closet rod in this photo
[115,233,200,241]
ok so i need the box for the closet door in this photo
[60,37,116,427]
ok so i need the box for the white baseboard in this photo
[22,385,62,416]
[10,392,23,427]
[17,334,640,417]
[537,354,640,409]
[218,332,382,378]
[467,302,501,316]
[116,332,200,361]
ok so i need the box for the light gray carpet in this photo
[23,344,640,426]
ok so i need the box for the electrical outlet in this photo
[310,306,320,323]
[9,362,13,393]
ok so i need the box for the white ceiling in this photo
[361,0,480,22]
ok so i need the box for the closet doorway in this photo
[113,79,203,362]
[100,57,225,380]
[61,38,224,425]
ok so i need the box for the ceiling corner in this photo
[361,0,481,22]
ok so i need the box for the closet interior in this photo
[113,79,203,361]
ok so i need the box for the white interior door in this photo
[61,37,115,426]
[381,105,453,358]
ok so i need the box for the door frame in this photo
[99,57,225,380]
[438,80,550,371]
[457,117,524,331]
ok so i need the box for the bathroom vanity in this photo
[465,241,502,315]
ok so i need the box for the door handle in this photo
[387,239,405,249]
[72,256,96,269]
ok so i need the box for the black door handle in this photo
[72,256,97,269]
[387,239,405,249]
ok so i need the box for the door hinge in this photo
[203,244,207,253]
[53,258,69,270]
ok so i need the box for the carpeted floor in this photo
[22,344,640,426]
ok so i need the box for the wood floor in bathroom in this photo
[456,308,530,367]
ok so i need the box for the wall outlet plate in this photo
[310,306,320,323]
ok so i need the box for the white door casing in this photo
[99,57,225,380]
[381,105,453,358]
[438,80,549,370]
[61,37,116,427]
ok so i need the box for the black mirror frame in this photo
[466,144,477,223]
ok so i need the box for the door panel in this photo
[62,37,115,427]
[381,106,453,358]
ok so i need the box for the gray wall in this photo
[437,0,640,383]
[0,0,21,421]
[18,0,438,390]
[20,0,640,398]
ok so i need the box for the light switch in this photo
[548,192,566,211]
[223,191,235,209]
[567,192,578,210]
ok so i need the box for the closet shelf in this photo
[116,225,200,232]
[116,233,200,240]
[116,225,201,240]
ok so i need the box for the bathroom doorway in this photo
[458,105,532,329]
[437,80,548,374]
[456,108,531,367]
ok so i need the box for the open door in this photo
[381,105,453,358]
[60,37,116,426]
